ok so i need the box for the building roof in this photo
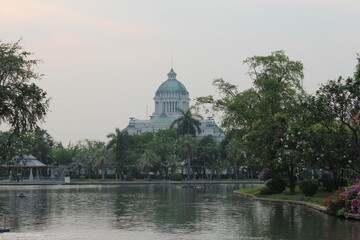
[149,113,177,124]
[155,68,189,96]
[1,155,47,168]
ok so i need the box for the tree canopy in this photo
[0,40,49,163]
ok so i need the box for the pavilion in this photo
[1,155,47,180]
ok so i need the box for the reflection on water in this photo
[0,184,358,240]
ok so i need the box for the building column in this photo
[29,168,33,180]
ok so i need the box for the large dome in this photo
[155,68,189,96]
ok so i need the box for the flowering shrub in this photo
[322,179,360,216]
[342,179,360,215]
[258,168,271,181]
[350,192,360,214]
[322,190,346,215]
[342,179,360,195]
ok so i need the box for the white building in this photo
[125,68,223,140]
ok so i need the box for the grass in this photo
[235,186,333,205]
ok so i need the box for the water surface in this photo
[0,184,358,240]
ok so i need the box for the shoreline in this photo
[0,180,264,186]
[233,190,360,221]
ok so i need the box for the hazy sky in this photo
[1,0,359,144]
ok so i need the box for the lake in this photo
[0,184,358,240]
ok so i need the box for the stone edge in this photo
[233,190,360,220]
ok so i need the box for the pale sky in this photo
[1,0,359,144]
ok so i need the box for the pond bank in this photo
[233,190,360,220]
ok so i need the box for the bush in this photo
[259,187,273,195]
[258,168,271,181]
[170,173,183,181]
[322,191,346,215]
[318,178,348,192]
[345,191,359,212]
[79,175,86,181]
[266,178,287,194]
[299,179,318,197]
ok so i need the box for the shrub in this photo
[258,168,271,181]
[299,179,318,197]
[323,179,360,215]
[79,175,86,181]
[170,173,183,181]
[259,187,273,195]
[322,191,346,215]
[318,178,336,192]
[266,178,287,194]
[318,178,348,192]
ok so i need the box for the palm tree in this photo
[226,139,242,180]
[210,159,230,179]
[107,128,128,179]
[177,134,197,179]
[137,150,160,180]
[89,141,112,180]
[170,107,202,136]
[166,154,181,174]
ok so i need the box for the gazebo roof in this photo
[1,155,47,168]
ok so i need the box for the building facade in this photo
[125,68,223,140]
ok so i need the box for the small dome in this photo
[155,68,189,96]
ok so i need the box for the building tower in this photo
[153,68,190,117]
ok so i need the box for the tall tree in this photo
[148,129,177,178]
[195,135,218,179]
[107,128,129,179]
[306,56,360,182]
[226,138,242,180]
[170,107,202,136]
[177,134,197,179]
[31,128,54,165]
[197,51,305,193]
[0,41,49,162]
[137,150,160,180]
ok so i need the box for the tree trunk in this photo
[187,157,191,180]
[233,164,238,180]
[287,164,296,195]
[164,167,169,179]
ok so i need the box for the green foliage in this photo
[266,178,287,194]
[137,150,160,180]
[306,60,360,174]
[50,143,77,166]
[194,135,218,179]
[196,51,360,195]
[299,179,318,197]
[345,191,359,212]
[169,173,183,181]
[0,40,49,163]
[107,128,129,176]
[322,191,346,215]
[259,187,274,195]
[225,138,242,179]
[210,159,230,179]
[170,107,202,136]
[177,134,197,179]
[148,128,178,178]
